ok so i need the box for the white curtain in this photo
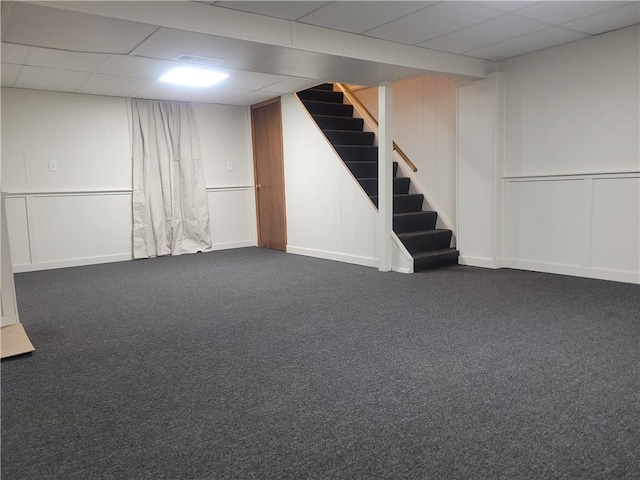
[131,99,212,259]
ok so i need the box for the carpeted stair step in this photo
[395,193,424,214]
[370,193,423,213]
[302,100,353,117]
[298,89,344,103]
[334,145,378,161]
[359,177,410,196]
[313,83,334,91]
[345,162,398,178]
[324,130,375,146]
[313,115,364,131]
[393,211,438,233]
[413,248,460,271]
[397,229,452,254]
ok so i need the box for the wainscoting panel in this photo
[207,187,257,250]
[504,173,639,283]
[33,193,132,265]
[505,179,585,267]
[4,196,31,267]
[6,187,258,272]
[590,177,640,273]
[7,192,134,271]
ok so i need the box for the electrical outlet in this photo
[227,161,233,170]
[48,160,58,172]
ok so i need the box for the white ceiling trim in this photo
[561,3,640,34]
[290,22,491,79]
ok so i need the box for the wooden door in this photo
[251,98,287,251]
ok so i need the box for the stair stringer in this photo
[283,94,413,273]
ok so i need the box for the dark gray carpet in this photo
[2,248,639,479]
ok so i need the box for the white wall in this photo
[499,26,639,283]
[192,103,257,252]
[501,26,639,177]
[457,75,505,269]
[1,88,257,271]
[281,93,379,268]
[354,75,458,231]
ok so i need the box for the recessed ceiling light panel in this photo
[174,54,225,66]
[159,67,229,87]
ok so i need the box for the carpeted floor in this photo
[2,247,639,479]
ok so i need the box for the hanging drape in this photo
[131,99,212,259]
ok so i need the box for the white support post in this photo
[378,82,393,272]
[1,193,19,326]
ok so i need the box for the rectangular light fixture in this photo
[159,67,229,87]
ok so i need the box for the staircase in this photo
[297,83,459,272]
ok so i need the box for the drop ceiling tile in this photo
[419,14,548,54]
[227,71,287,90]
[263,76,318,94]
[1,1,14,34]
[465,26,589,61]
[476,2,541,13]
[98,55,187,80]
[365,1,504,45]
[1,42,30,64]
[24,47,110,73]
[561,3,640,34]
[2,2,158,54]
[1,63,22,87]
[515,1,631,26]
[215,1,328,20]
[14,65,91,92]
[298,2,434,34]
[76,74,153,97]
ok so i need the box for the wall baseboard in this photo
[209,240,256,251]
[503,259,640,284]
[13,254,134,273]
[391,265,412,274]
[287,245,378,269]
[458,256,504,269]
[12,241,258,273]
[459,256,639,284]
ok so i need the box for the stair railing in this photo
[335,83,418,173]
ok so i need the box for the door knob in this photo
[256,184,262,190]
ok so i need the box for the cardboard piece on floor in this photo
[1,323,35,358]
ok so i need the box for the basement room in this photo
[1,1,639,479]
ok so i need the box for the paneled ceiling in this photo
[2,1,638,105]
